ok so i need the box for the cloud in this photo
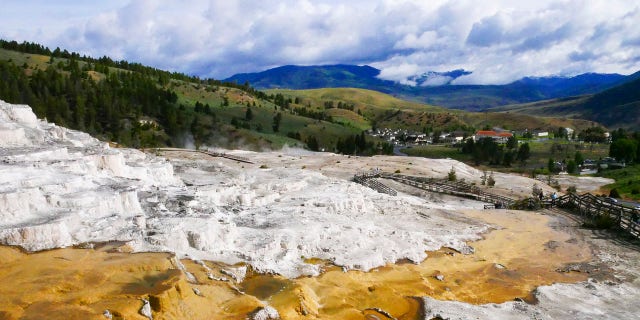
[466,13,508,47]
[1,0,640,84]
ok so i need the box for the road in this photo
[617,198,640,210]
[393,145,408,156]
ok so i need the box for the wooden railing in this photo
[558,193,640,239]
[353,171,515,207]
[353,172,397,196]
[149,148,254,164]
[381,173,516,208]
[354,170,640,239]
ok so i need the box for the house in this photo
[473,130,513,143]
[533,130,549,138]
[564,127,574,139]
[444,131,466,144]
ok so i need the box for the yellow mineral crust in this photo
[0,209,591,320]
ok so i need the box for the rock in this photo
[221,266,247,283]
[459,245,475,255]
[494,263,506,269]
[252,305,280,320]
[435,274,445,281]
[545,240,560,250]
[103,310,113,319]
[139,299,153,320]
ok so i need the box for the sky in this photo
[1,0,640,85]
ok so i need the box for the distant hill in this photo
[267,88,600,134]
[0,39,616,156]
[226,64,399,93]
[225,65,626,110]
[491,70,640,129]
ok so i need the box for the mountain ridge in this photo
[490,73,640,129]
[225,64,629,111]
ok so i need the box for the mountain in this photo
[506,73,626,98]
[491,70,640,129]
[225,65,626,111]
[226,64,397,91]
[0,39,616,156]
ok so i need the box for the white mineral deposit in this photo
[1,100,639,319]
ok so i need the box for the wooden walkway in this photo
[557,193,640,239]
[382,173,516,208]
[353,172,397,196]
[354,170,640,239]
[149,148,254,164]
[353,171,515,207]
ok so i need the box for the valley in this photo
[1,33,639,320]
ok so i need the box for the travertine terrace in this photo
[1,100,639,319]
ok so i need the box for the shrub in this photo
[448,166,457,182]
[609,188,621,198]
[583,214,616,229]
[567,185,577,193]
[487,172,496,187]
[532,184,543,198]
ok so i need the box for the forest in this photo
[0,39,391,155]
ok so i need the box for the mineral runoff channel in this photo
[0,208,594,320]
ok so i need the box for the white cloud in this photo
[0,0,639,84]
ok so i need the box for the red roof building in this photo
[473,130,513,142]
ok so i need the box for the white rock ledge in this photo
[0,99,489,278]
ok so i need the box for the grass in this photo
[524,140,609,170]
[399,139,610,177]
[0,48,618,154]
[267,88,445,113]
[265,88,597,135]
[401,145,471,161]
[324,108,370,130]
[597,164,640,200]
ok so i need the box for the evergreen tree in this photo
[516,143,531,162]
[574,151,584,166]
[306,136,319,151]
[506,135,518,150]
[272,112,282,132]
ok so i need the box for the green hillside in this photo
[0,40,371,152]
[226,64,626,111]
[0,39,609,156]
[490,73,640,130]
[269,88,599,133]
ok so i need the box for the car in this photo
[605,197,618,204]
[634,204,640,210]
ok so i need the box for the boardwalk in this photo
[382,173,516,208]
[353,171,397,196]
[353,171,515,207]
[558,193,640,239]
[354,170,640,240]
[149,148,254,164]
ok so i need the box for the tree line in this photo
[461,136,530,166]
[609,128,640,163]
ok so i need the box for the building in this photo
[564,127,574,139]
[533,130,549,138]
[473,130,513,143]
